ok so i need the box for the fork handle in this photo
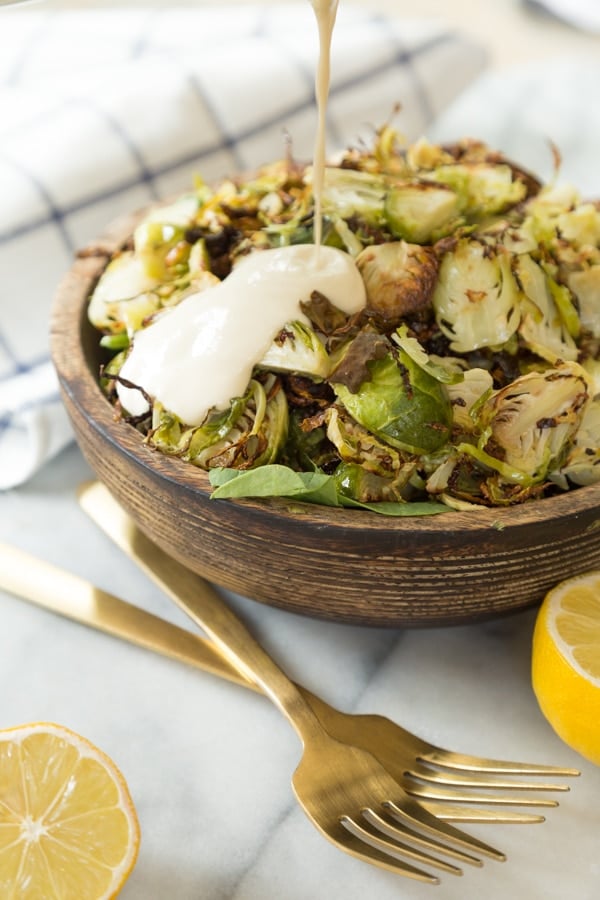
[77,481,329,746]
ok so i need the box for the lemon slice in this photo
[532,571,600,765]
[0,722,140,898]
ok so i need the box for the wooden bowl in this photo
[50,211,600,627]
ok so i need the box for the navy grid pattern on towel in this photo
[0,4,487,489]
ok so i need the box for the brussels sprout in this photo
[392,326,464,385]
[356,241,439,326]
[525,183,600,244]
[149,374,288,470]
[554,398,600,486]
[99,349,128,398]
[320,166,386,223]
[384,181,461,243]
[581,357,600,396]
[88,252,161,335]
[432,239,521,352]
[324,405,407,478]
[257,321,330,379]
[515,254,578,362]
[405,137,454,171]
[475,361,590,482]
[527,182,580,220]
[333,461,413,504]
[430,163,527,218]
[333,351,452,455]
[545,268,580,339]
[134,221,187,280]
[444,368,494,434]
[568,266,600,338]
[556,203,600,248]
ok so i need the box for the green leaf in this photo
[334,353,452,454]
[208,465,449,515]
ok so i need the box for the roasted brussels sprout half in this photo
[384,182,461,243]
[466,361,590,483]
[356,241,439,326]
[432,239,521,353]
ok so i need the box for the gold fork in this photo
[2,547,485,883]
[68,516,511,882]
[78,481,579,824]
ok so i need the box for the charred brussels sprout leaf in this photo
[324,405,409,479]
[328,329,392,393]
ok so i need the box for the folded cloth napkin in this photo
[524,0,600,34]
[0,3,488,490]
[428,56,600,196]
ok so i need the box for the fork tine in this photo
[406,782,560,808]
[407,762,570,792]
[421,748,581,778]
[385,798,506,862]
[421,800,546,825]
[362,807,482,867]
[340,814,462,879]
[334,821,441,884]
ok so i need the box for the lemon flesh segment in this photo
[532,572,600,766]
[0,723,140,900]
[552,584,600,681]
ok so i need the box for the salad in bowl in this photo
[88,127,600,516]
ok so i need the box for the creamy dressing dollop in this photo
[117,244,365,425]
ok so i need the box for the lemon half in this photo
[0,722,140,899]
[532,571,600,766]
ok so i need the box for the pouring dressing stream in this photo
[117,0,362,426]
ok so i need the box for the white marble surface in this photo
[1,442,599,899]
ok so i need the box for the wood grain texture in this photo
[50,212,600,626]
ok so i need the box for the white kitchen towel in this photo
[0,4,488,489]
[524,0,600,34]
